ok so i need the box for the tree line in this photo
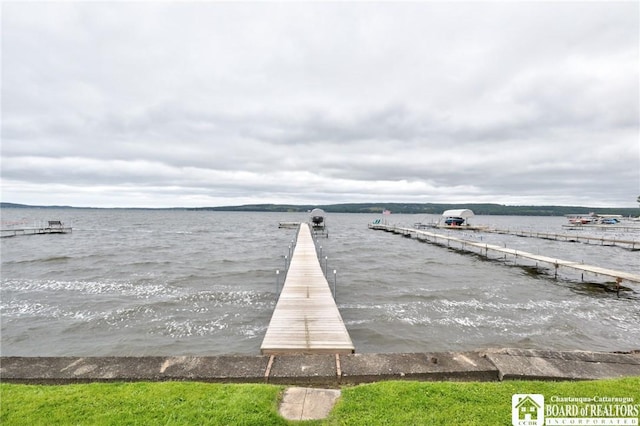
[3,201,638,216]
[190,203,640,216]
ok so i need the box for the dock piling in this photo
[333,270,337,301]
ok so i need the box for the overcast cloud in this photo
[1,1,638,208]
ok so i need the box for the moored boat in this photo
[309,208,328,237]
[439,209,475,228]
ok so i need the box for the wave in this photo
[5,255,74,265]
[1,278,178,298]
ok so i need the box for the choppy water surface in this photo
[1,209,638,356]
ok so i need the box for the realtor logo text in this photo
[512,394,639,426]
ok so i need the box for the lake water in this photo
[1,209,638,356]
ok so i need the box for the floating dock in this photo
[278,221,301,229]
[370,223,640,288]
[261,223,354,355]
[1,221,72,238]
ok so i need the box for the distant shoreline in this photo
[2,202,639,217]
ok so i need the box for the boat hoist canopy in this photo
[441,209,475,219]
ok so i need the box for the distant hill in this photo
[2,202,638,217]
[188,203,640,217]
[0,203,181,211]
[0,202,76,209]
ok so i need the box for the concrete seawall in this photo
[2,348,639,386]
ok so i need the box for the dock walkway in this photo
[370,224,640,288]
[1,221,72,238]
[261,223,354,355]
[485,228,639,250]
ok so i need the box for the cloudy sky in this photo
[2,1,638,208]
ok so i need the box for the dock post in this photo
[333,270,337,301]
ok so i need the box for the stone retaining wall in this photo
[2,349,639,386]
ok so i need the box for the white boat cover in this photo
[441,209,474,218]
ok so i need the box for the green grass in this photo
[329,378,640,425]
[2,378,639,425]
[0,382,287,426]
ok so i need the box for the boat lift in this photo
[310,208,328,237]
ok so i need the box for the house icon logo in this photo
[512,394,544,426]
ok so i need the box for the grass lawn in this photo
[1,378,639,425]
[331,378,640,425]
[0,382,285,426]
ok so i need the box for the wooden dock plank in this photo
[261,223,354,355]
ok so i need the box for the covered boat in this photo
[310,208,326,226]
[309,208,328,237]
[440,209,474,227]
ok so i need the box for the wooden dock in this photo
[261,223,354,355]
[370,223,640,288]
